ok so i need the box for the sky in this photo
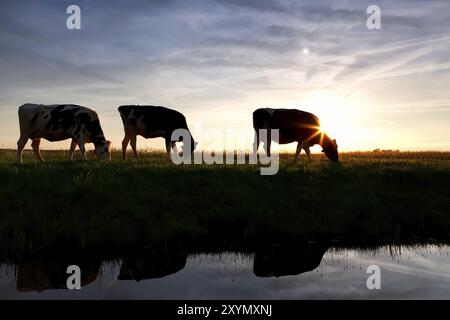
[0,0,449,152]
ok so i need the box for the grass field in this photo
[0,149,449,257]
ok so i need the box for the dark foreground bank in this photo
[0,150,449,257]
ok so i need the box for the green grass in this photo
[0,149,449,256]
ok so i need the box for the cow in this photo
[17,104,111,163]
[253,108,339,162]
[118,105,197,160]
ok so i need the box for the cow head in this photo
[181,139,198,155]
[321,135,339,162]
[192,140,199,153]
[189,134,198,154]
[95,140,112,160]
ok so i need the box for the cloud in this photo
[0,0,449,149]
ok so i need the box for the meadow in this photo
[0,149,449,258]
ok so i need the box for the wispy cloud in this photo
[0,0,449,150]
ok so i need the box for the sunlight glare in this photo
[304,91,364,151]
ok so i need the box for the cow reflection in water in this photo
[13,244,328,291]
[118,245,328,280]
[13,248,188,292]
[118,249,187,281]
[16,258,101,292]
[253,245,329,277]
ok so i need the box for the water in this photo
[1,245,449,299]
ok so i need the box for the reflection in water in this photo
[1,244,450,299]
[118,249,187,281]
[16,259,101,292]
[254,245,328,277]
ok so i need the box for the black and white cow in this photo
[17,104,111,163]
[118,105,197,160]
[253,108,339,162]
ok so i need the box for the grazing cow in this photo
[118,105,197,160]
[253,108,339,162]
[17,104,111,163]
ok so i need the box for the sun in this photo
[303,91,362,150]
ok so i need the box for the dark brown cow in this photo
[253,108,339,162]
[118,105,197,160]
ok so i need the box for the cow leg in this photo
[17,135,29,163]
[31,138,44,162]
[292,142,302,163]
[130,134,139,160]
[262,130,271,157]
[122,134,131,160]
[69,139,78,160]
[165,138,172,158]
[292,141,306,164]
[75,139,87,160]
[253,130,260,155]
[304,146,311,162]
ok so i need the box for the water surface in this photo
[1,245,449,299]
